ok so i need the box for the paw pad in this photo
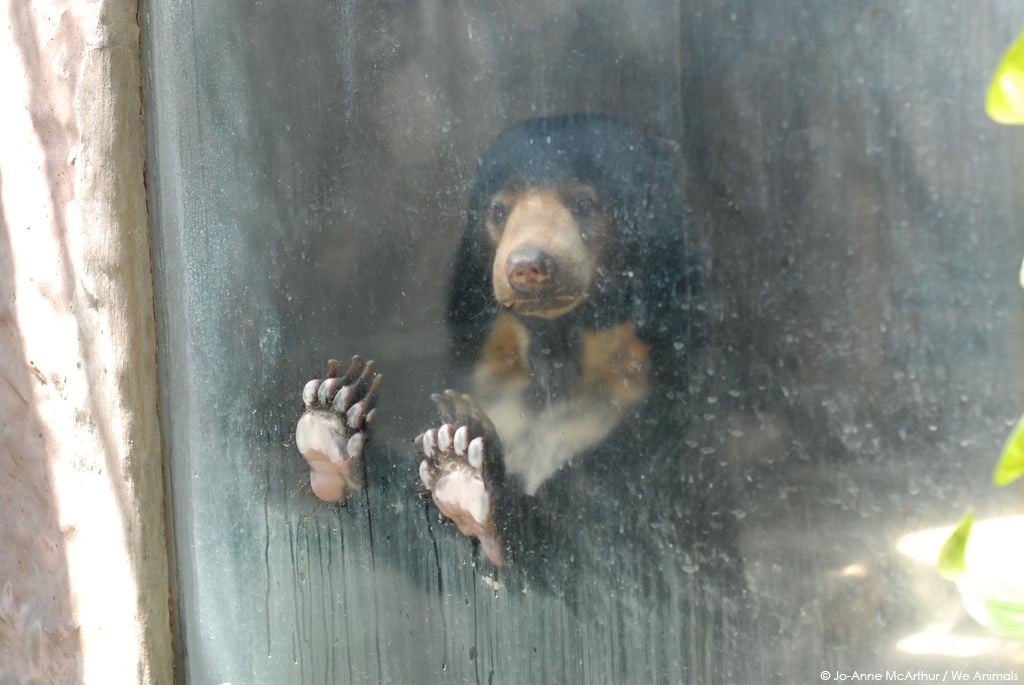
[295,356,382,502]
[417,390,504,565]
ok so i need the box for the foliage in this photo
[987,30,1024,124]
[938,508,974,577]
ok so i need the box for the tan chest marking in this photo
[472,316,651,493]
[473,311,530,393]
[475,314,651,407]
[580,322,650,410]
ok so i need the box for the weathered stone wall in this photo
[0,1,172,683]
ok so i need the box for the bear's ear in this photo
[630,137,710,382]
[446,203,499,369]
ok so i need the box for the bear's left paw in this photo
[417,390,505,566]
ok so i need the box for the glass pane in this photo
[143,1,1024,682]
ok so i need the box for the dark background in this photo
[144,1,1024,682]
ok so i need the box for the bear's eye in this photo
[571,195,596,218]
[488,201,509,225]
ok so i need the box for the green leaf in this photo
[984,596,1024,640]
[987,30,1024,124]
[994,417,1024,487]
[938,508,974,577]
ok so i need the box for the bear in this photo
[295,113,737,597]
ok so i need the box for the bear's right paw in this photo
[296,356,381,502]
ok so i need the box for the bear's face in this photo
[451,114,701,371]
[484,180,611,320]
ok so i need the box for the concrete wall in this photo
[0,1,172,683]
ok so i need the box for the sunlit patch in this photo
[895,516,1024,655]
[896,524,959,566]
[897,516,1024,572]
[836,562,868,578]
[895,622,1019,659]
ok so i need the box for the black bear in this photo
[295,114,735,594]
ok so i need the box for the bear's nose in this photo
[506,244,555,294]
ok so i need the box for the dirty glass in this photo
[143,1,1024,683]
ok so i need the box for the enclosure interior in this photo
[143,1,1024,682]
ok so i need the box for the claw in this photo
[419,460,435,489]
[347,432,365,460]
[364,374,383,408]
[317,377,344,405]
[340,355,365,385]
[422,429,437,458]
[445,389,469,420]
[333,384,356,413]
[453,426,469,455]
[464,394,498,438]
[437,424,453,453]
[303,379,322,407]
[462,393,480,420]
[346,401,365,430]
[354,360,376,395]
[325,358,342,378]
[468,437,484,469]
[431,392,456,424]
